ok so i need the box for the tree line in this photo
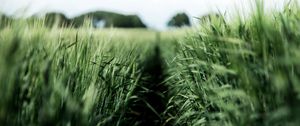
[0,11,222,28]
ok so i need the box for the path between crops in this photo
[124,44,170,126]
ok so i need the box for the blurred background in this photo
[0,0,287,30]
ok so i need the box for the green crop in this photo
[1,1,300,126]
[165,1,300,126]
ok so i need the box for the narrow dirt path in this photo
[123,43,171,126]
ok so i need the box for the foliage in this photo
[165,1,300,125]
[167,12,191,27]
[1,1,300,125]
[0,14,13,28]
[44,13,72,27]
[197,13,221,23]
[43,11,146,28]
[0,22,158,125]
[83,11,146,28]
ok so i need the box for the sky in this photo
[0,0,290,30]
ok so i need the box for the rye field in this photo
[1,1,300,126]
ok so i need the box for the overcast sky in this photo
[0,0,290,30]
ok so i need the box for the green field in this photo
[1,1,300,126]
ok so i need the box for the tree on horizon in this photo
[167,12,190,27]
